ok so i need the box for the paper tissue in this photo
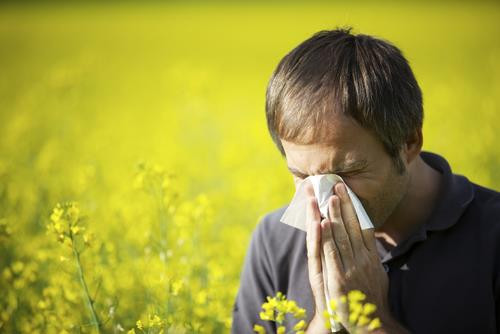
[280,174,374,332]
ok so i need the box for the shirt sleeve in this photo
[231,217,277,334]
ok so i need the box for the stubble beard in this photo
[366,163,410,230]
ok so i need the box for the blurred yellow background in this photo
[0,2,499,333]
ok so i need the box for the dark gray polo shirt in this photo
[231,151,500,333]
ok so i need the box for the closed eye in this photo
[336,170,362,178]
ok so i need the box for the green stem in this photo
[72,242,101,333]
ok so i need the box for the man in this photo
[231,27,500,333]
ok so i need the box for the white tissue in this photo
[280,174,374,332]
[280,174,374,232]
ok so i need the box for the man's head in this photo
[265,27,424,228]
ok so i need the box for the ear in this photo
[403,128,423,165]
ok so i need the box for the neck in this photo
[374,155,442,248]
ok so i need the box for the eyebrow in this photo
[287,159,368,178]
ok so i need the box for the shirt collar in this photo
[419,151,475,231]
[384,150,475,263]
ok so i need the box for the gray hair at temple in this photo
[265,27,423,174]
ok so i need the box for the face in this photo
[281,113,410,229]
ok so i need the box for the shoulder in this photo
[462,181,500,252]
[468,182,500,295]
[252,204,306,258]
[255,204,305,239]
[472,182,500,205]
[469,181,500,224]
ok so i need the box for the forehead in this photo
[280,113,380,173]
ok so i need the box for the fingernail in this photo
[321,219,330,232]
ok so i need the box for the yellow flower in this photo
[293,307,306,318]
[53,222,63,233]
[195,290,207,304]
[253,324,266,334]
[285,300,297,312]
[50,204,63,223]
[70,226,81,235]
[357,314,370,326]
[136,319,143,329]
[349,301,363,313]
[294,319,306,331]
[349,310,360,324]
[277,325,286,334]
[127,330,136,334]
[171,279,183,296]
[329,298,337,311]
[260,311,274,321]
[12,261,24,274]
[83,233,93,247]
[367,317,382,330]
[66,203,80,224]
[348,290,366,303]
[258,291,308,330]
[323,290,383,333]
[362,302,377,316]
[265,296,278,308]
[149,314,162,327]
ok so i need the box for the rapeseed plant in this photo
[255,290,381,334]
[254,291,308,334]
[323,290,381,333]
[0,3,498,333]
[47,201,101,333]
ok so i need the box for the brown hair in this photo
[265,27,423,174]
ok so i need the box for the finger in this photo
[306,198,327,313]
[335,182,364,257]
[361,227,377,254]
[306,197,321,261]
[306,191,321,225]
[328,195,354,270]
[303,179,315,198]
[321,218,345,294]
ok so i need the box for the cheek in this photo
[342,180,379,220]
[353,191,389,229]
[342,176,380,201]
[369,176,408,226]
[349,179,396,226]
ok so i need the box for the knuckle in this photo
[358,253,372,268]
[328,280,343,296]
[307,250,317,260]
[346,217,358,226]
[332,210,342,220]
[325,245,337,259]
[336,238,350,253]
[308,271,323,286]
[336,277,347,289]
[338,241,348,252]
[344,269,354,281]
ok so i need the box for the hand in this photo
[305,182,392,333]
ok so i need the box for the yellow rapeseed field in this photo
[0,2,499,333]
